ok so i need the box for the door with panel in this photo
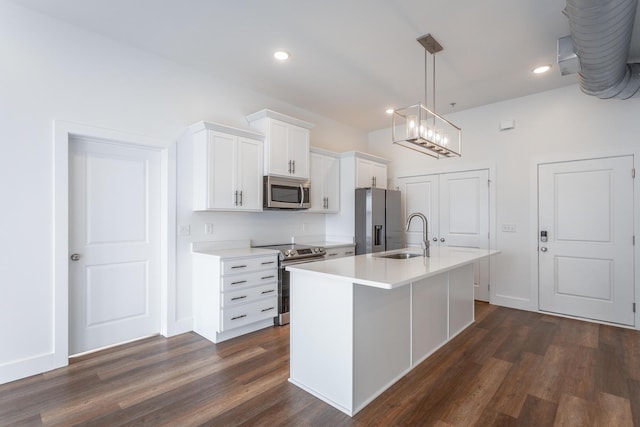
[538,156,634,325]
[439,170,490,302]
[398,169,490,301]
[69,137,161,355]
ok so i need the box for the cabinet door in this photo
[324,156,340,212]
[371,163,387,189]
[356,158,373,188]
[207,132,237,210]
[237,137,263,211]
[267,119,291,177]
[289,126,310,179]
[309,152,326,212]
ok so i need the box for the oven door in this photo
[264,176,310,209]
[278,256,326,325]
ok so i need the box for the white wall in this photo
[368,85,640,314]
[0,0,366,384]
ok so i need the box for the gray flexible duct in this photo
[565,0,640,98]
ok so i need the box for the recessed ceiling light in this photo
[532,65,551,74]
[385,108,395,115]
[274,50,290,61]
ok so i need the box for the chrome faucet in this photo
[406,212,429,257]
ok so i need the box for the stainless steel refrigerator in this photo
[355,188,404,255]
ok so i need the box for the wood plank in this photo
[489,352,544,418]
[553,394,592,426]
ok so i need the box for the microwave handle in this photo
[299,183,304,207]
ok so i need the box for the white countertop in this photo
[193,247,280,259]
[286,247,500,289]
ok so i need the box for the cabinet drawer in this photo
[221,297,278,331]
[222,283,278,307]
[221,269,277,291]
[222,255,278,275]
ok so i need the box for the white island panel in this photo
[411,274,449,366]
[354,284,411,412]
[449,263,475,339]
[289,271,354,413]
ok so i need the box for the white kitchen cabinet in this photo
[356,157,388,189]
[308,148,340,213]
[324,244,355,259]
[190,121,264,212]
[193,249,279,343]
[247,109,314,180]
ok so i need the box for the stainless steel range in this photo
[253,243,326,325]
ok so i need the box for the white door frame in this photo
[53,120,176,369]
[529,149,638,329]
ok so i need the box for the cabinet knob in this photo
[440,238,445,243]
[432,237,438,242]
[70,253,81,261]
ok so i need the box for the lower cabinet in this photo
[193,251,278,343]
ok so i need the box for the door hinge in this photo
[633,235,636,246]
[633,168,636,178]
[633,302,636,313]
[488,283,491,292]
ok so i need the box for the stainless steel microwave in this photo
[263,176,311,210]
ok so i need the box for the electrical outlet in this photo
[178,225,191,236]
[501,223,517,233]
[204,223,214,235]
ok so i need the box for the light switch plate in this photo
[204,223,214,235]
[501,223,517,233]
[178,225,191,236]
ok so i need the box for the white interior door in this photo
[398,169,490,301]
[399,174,440,245]
[538,156,634,326]
[439,170,490,301]
[69,137,161,355]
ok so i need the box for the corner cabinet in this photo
[193,249,279,343]
[190,121,264,212]
[308,148,340,213]
[246,109,314,180]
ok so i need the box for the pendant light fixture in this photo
[392,34,461,159]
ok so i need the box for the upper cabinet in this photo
[246,109,314,180]
[341,151,389,189]
[308,148,340,213]
[190,121,264,212]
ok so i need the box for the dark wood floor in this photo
[2,302,640,426]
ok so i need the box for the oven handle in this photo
[281,256,326,268]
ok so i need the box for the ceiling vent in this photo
[559,0,640,99]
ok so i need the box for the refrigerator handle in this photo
[374,225,383,247]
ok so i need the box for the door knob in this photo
[440,238,445,242]
[540,247,548,252]
[432,237,437,242]
[70,253,81,261]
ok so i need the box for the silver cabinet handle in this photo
[231,295,247,301]
[261,289,275,294]
[231,314,247,320]
[261,275,275,280]
[231,265,247,269]
[288,160,292,174]
[344,251,354,255]
[540,247,548,252]
[70,253,81,261]
[230,280,247,285]
[261,261,275,265]
[292,160,295,174]
[234,190,238,206]
[239,190,243,206]
[261,307,275,312]
[440,238,445,242]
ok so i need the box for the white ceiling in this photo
[12,0,640,132]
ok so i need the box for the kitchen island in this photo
[286,246,500,416]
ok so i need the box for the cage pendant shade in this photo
[392,34,461,159]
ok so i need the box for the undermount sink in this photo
[377,252,422,259]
